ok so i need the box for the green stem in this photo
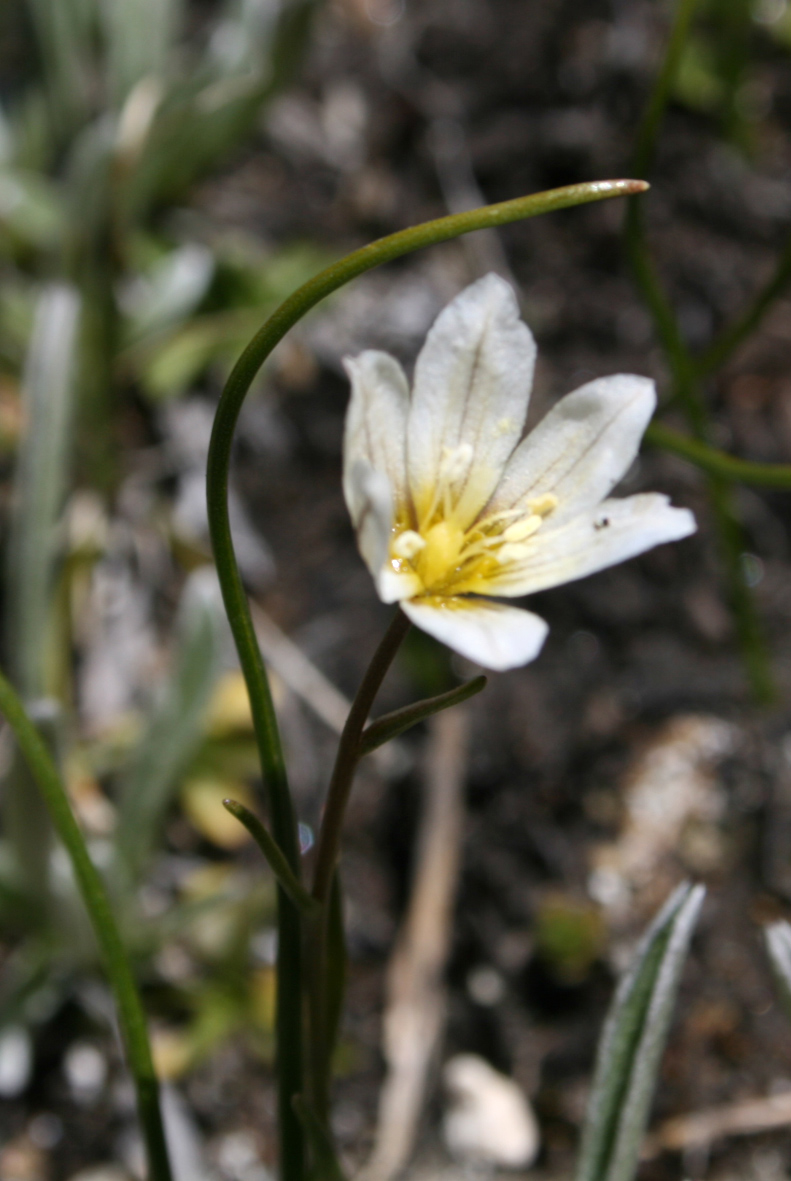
[625,205,701,422]
[307,610,410,1122]
[0,671,172,1181]
[312,610,411,907]
[707,477,776,704]
[624,0,775,704]
[646,422,791,488]
[630,0,700,179]
[697,232,791,376]
[205,177,647,1178]
[223,799,319,915]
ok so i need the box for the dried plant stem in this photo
[0,670,172,1181]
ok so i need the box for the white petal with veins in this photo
[342,275,697,674]
[407,275,536,529]
[469,494,696,598]
[401,597,549,671]
[345,459,394,581]
[486,374,656,527]
[343,351,409,511]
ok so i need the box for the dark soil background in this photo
[5,1,791,1178]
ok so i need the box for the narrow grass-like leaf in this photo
[575,882,705,1181]
[26,0,95,140]
[6,283,80,697]
[117,569,225,879]
[2,700,60,916]
[764,921,791,1022]
[222,799,318,916]
[100,0,182,107]
[359,677,486,757]
[0,668,173,1181]
[292,1095,348,1181]
[3,286,79,918]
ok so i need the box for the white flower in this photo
[343,274,696,671]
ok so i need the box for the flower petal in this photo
[401,596,549,671]
[345,458,394,578]
[345,459,422,604]
[343,351,409,513]
[464,494,696,598]
[407,274,536,530]
[484,375,656,527]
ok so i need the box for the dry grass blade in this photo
[252,604,351,736]
[644,1092,791,1157]
[362,706,469,1181]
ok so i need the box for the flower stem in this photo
[307,609,410,1121]
[0,670,172,1181]
[205,178,646,1176]
[697,230,791,377]
[312,610,411,907]
[646,422,791,488]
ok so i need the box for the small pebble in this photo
[28,1112,63,1149]
[443,1053,540,1169]
[64,1042,107,1104]
[0,1025,33,1097]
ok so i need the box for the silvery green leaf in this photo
[6,284,80,697]
[575,882,705,1181]
[26,0,96,140]
[121,244,215,345]
[116,568,226,880]
[100,0,183,107]
[764,921,791,1021]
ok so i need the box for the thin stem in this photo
[312,610,411,906]
[707,477,776,704]
[0,670,172,1181]
[697,232,791,376]
[631,0,699,179]
[624,0,775,704]
[646,422,791,488]
[307,609,410,1122]
[205,178,647,1179]
[625,205,701,421]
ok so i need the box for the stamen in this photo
[392,530,426,560]
[502,515,542,542]
[527,492,559,517]
[421,443,474,529]
[497,541,534,565]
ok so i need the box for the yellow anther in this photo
[526,493,559,517]
[502,514,542,543]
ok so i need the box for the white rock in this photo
[0,1025,32,1097]
[442,1054,540,1169]
[67,1168,130,1181]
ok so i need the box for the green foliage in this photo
[575,884,705,1181]
[116,571,227,881]
[534,894,605,986]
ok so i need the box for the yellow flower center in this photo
[389,475,559,596]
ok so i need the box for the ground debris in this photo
[589,715,736,930]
